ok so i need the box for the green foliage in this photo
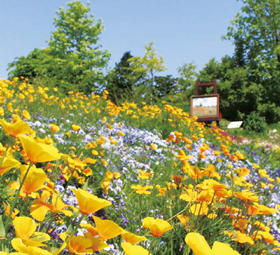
[8,1,110,94]
[244,111,267,133]
[106,51,145,104]
[216,0,280,123]
[154,75,178,99]
[127,40,167,104]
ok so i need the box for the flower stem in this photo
[5,162,33,232]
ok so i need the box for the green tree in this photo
[154,75,178,99]
[8,1,110,94]
[106,51,145,104]
[222,0,280,122]
[127,41,167,105]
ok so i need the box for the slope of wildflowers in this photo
[0,77,279,255]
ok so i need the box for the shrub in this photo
[244,111,266,133]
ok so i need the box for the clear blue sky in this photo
[0,0,243,79]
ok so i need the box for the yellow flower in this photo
[73,188,111,215]
[0,156,21,176]
[83,233,110,252]
[174,149,193,162]
[92,216,124,240]
[131,185,153,195]
[20,165,47,196]
[30,190,73,221]
[13,216,50,247]
[138,170,153,180]
[22,110,31,120]
[0,119,32,137]
[18,134,61,163]
[121,230,147,244]
[142,217,173,237]
[232,231,254,245]
[185,232,241,255]
[185,232,212,255]
[67,236,93,254]
[121,242,150,255]
[11,238,52,255]
[150,144,157,150]
[91,150,99,156]
[50,124,60,132]
[72,124,81,131]
[118,131,125,136]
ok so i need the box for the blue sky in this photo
[0,0,243,79]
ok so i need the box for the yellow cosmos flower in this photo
[13,216,50,247]
[121,242,150,255]
[18,134,61,163]
[67,236,93,254]
[0,119,32,137]
[73,188,111,214]
[142,217,173,237]
[92,216,124,240]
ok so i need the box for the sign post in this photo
[190,79,221,123]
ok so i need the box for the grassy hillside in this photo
[0,77,279,254]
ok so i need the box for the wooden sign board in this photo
[190,94,220,122]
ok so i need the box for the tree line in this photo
[7,0,280,124]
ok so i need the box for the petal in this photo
[13,217,36,240]
[185,232,213,255]
[121,242,150,255]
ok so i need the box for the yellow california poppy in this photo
[83,233,110,252]
[121,230,147,244]
[20,165,47,196]
[72,124,80,131]
[0,119,32,137]
[142,217,173,237]
[13,216,50,247]
[121,242,150,255]
[11,238,51,255]
[18,134,61,163]
[67,236,93,254]
[72,188,111,215]
[50,124,60,132]
[92,216,124,240]
[0,156,21,176]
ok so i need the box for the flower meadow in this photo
[0,77,279,255]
